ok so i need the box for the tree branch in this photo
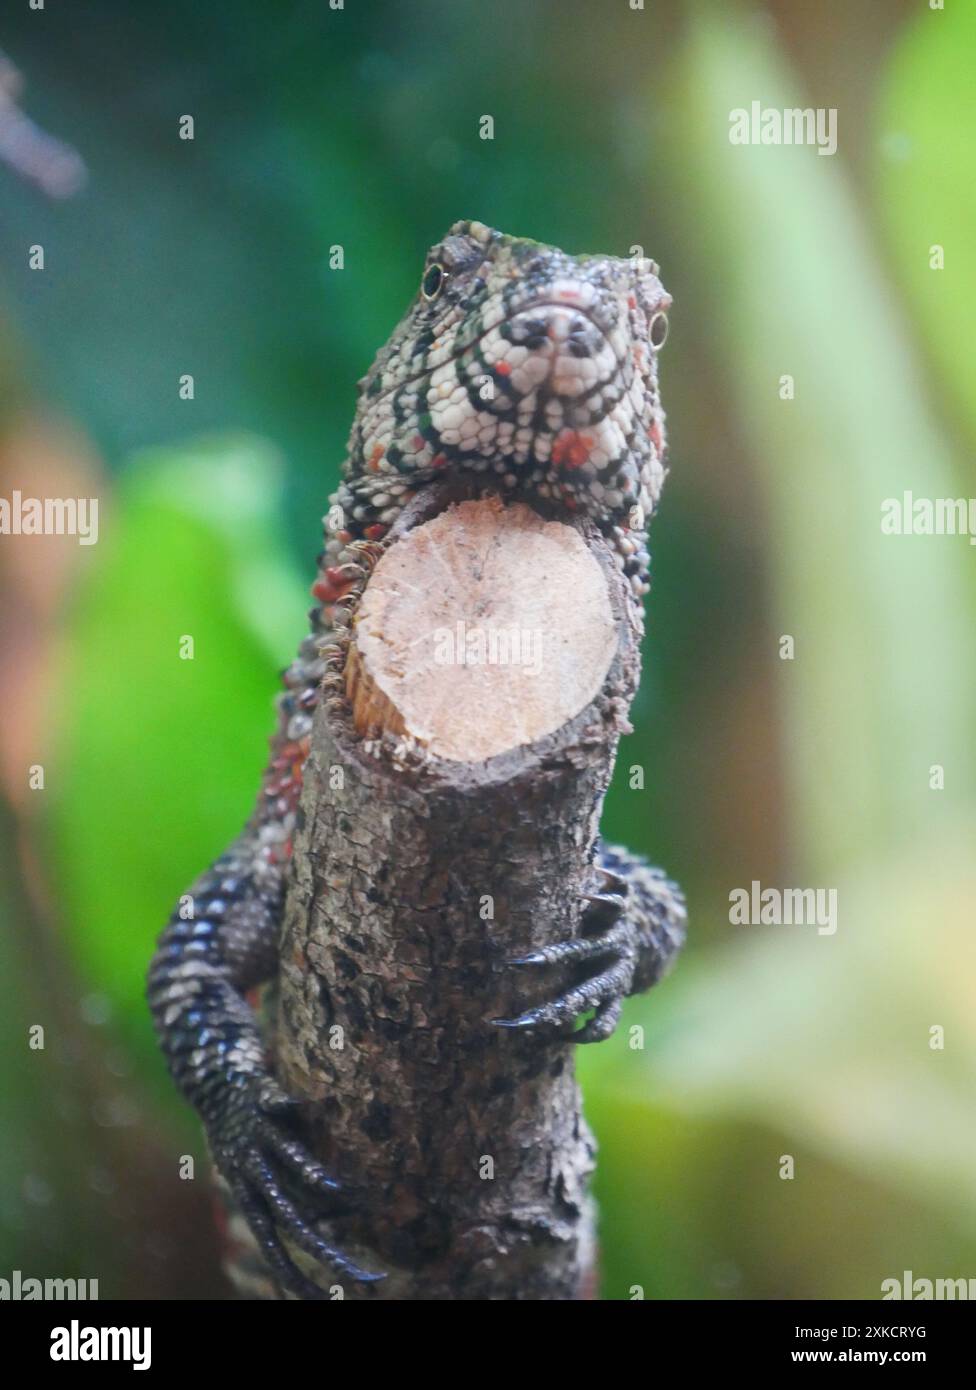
[272,486,642,1299]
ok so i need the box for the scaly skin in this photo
[147,220,685,1298]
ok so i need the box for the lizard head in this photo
[346,220,670,586]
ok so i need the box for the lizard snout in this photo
[500,301,620,403]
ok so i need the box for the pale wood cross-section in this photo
[345,496,619,761]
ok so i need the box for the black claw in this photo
[595,866,628,896]
[507,924,630,974]
[582,890,626,909]
[492,1010,574,1034]
[344,1266,386,1285]
[581,890,627,932]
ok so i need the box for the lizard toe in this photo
[244,1152,384,1284]
[494,951,636,1039]
[255,1113,342,1199]
[232,1177,332,1301]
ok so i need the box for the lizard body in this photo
[147,220,685,1298]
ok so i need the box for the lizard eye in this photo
[421,262,447,302]
[649,311,669,350]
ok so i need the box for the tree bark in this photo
[272,485,642,1300]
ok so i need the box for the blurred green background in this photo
[1,0,974,1300]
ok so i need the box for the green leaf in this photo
[612,1,976,1238]
[44,436,308,1037]
[656,5,976,870]
[878,2,976,450]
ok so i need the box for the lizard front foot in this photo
[209,1077,384,1298]
[493,875,637,1044]
[493,847,685,1045]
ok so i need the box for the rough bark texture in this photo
[273,486,642,1300]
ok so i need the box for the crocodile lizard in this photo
[147,220,685,1298]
